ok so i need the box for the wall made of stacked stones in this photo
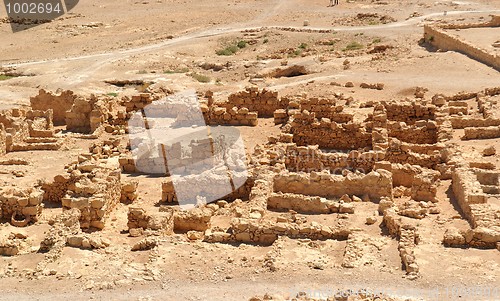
[30,89,76,126]
[383,102,436,124]
[273,170,393,201]
[0,186,44,226]
[224,87,285,117]
[290,111,372,150]
[387,120,438,144]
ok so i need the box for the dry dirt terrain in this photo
[0,0,499,300]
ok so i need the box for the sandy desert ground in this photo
[0,0,499,300]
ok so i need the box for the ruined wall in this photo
[451,168,487,227]
[284,144,381,173]
[383,101,436,124]
[273,170,393,201]
[374,162,440,202]
[203,105,258,126]
[385,138,443,170]
[30,89,76,126]
[387,120,438,144]
[204,218,350,245]
[267,192,354,214]
[65,95,106,134]
[223,87,286,117]
[127,207,174,234]
[0,124,6,156]
[424,24,500,71]
[299,98,353,123]
[463,125,500,140]
[450,117,500,129]
[61,158,122,229]
[290,111,372,150]
[0,186,44,226]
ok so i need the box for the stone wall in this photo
[65,95,106,134]
[273,169,393,202]
[30,89,76,126]
[267,192,354,214]
[0,124,6,156]
[374,162,440,202]
[0,186,44,226]
[424,23,500,71]
[203,105,258,126]
[127,207,174,235]
[204,217,350,245]
[387,120,438,144]
[463,126,500,140]
[223,87,286,117]
[61,157,122,229]
[450,117,500,129]
[298,98,353,123]
[284,144,381,173]
[385,138,443,170]
[383,101,436,124]
[290,111,372,150]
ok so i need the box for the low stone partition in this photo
[223,87,285,117]
[450,167,500,248]
[290,111,372,150]
[127,207,174,235]
[463,126,500,140]
[298,98,353,123]
[273,169,393,202]
[387,120,438,144]
[424,17,500,71]
[203,105,258,126]
[450,116,500,129]
[267,192,354,214]
[172,207,212,232]
[383,101,436,124]
[284,144,381,173]
[204,218,350,245]
[374,162,440,202]
[0,124,6,155]
[383,209,420,277]
[0,186,44,226]
[385,138,443,170]
[123,93,155,113]
[61,157,122,229]
[452,167,488,225]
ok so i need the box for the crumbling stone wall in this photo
[463,125,500,140]
[385,138,443,170]
[284,144,381,173]
[127,207,174,234]
[223,87,286,117]
[298,98,353,123]
[374,162,439,202]
[202,105,258,126]
[65,95,106,133]
[0,186,44,226]
[267,192,354,214]
[273,169,393,201]
[61,157,121,229]
[290,111,372,150]
[424,19,500,71]
[30,89,76,126]
[387,120,438,144]
[383,101,436,124]
[204,217,350,245]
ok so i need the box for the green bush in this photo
[343,41,364,51]
[164,67,189,74]
[0,75,14,81]
[107,92,118,97]
[237,40,247,49]
[190,73,211,83]
[299,43,308,49]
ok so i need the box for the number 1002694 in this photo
[5,2,62,14]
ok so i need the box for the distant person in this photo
[329,0,339,7]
